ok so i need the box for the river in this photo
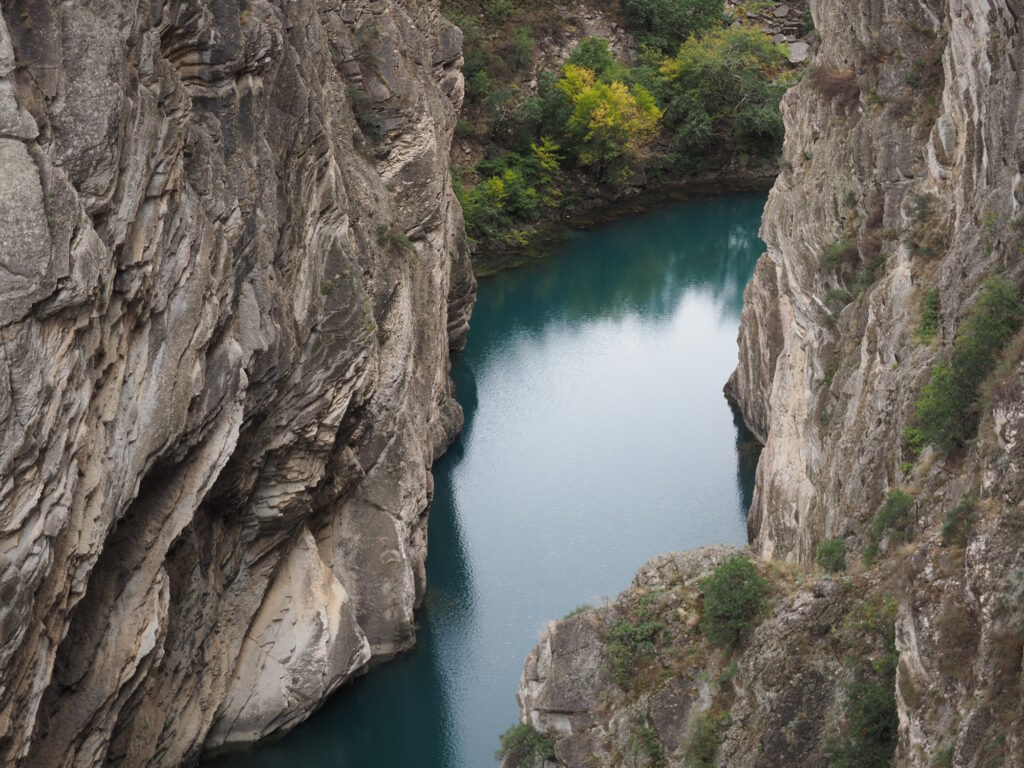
[208,192,766,768]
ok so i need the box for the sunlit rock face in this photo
[0,1,474,765]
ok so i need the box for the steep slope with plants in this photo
[0,1,474,766]
[509,0,1024,766]
[444,0,812,251]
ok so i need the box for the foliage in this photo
[566,37,624,82]
[915,279,1024,452]
[941,496,976,548]
[496,722,556,767]
[604,610,665,688]
[623,0,725,53]
[559,65,663,181]
[632,718,665,765]
[916,288,940,344]
[820,238,858,272]
[445,5,797,244]
[870,489,916,546]
[828,598,899,768]
[686,710,729,768]
[815,537,847,573]
[454,159,540,243]
[659,27,790,160]
[700,555,770,647]
[512,26,535,69]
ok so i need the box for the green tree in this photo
[659,27,790,162]
[700,555,770,647]
[531,136,563,207]
[915,278,1024,452]
[559,65,662,182]
[496,723,555,767]
[566,37,625,82]
[623,0,725,52]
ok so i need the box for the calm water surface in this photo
[210,193,766,768]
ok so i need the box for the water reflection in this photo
[204,192,767,768]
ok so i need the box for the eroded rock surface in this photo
[0,1,474,765]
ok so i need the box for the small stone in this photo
[775,5,791,17]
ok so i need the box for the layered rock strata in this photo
[0,1,474,765]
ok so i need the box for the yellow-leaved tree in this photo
[558,64,662,183]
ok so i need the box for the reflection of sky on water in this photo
[205,193,766,768]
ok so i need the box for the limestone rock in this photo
[0,1,475,766]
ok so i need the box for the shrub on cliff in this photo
[915,278,1024,452]
[828,596,899,768]
[815,537,847,573]
[496,722,555,767]
[941,496,976,548]
[700,555,770,647]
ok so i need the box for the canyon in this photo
[2,0,1023,766]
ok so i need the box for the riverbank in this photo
[472,170,776,276]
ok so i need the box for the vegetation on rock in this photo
[815,537,847,573]
[913,278,1024,453]
[496,722,556,767]
[699,555,770,647]
[444,0,799,246]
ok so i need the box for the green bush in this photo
[870,489,916,545]
[686,711,728,768]
[566,37,619,81]
[700,556,770,647]
[941,496,976,548]
[660,27,790,161]
[828,597,899,768]
[916,288,940,344]
[512,26,534,69]
[815,537,847,573]
[820,238,858,272]
[496,722,555,767]
[624,0,724,52]
[915,278,1024,452]
[604,614,665,687]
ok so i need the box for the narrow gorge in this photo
[2,0,1023,767]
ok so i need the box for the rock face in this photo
[728,0,1024,564]
[0,1,474,766]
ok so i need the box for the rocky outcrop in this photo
[513,548,879,768]
[0,1,474,766]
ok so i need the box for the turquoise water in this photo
[208,193,766,768]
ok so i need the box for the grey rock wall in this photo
[0,1,475,765]
[729,0,1024,562]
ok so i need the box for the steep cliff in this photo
[512,1,1024,766]
[0,1,474,765]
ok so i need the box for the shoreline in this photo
[471,169,777,276]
